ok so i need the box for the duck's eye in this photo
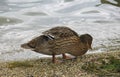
[82,48,87,50]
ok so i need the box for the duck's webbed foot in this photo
[73,56,77,59]
[69,56,78,62]
[62,53,74,60]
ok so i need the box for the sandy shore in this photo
[0,51,120,77]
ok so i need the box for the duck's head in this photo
[79,34,93,49]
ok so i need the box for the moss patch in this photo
[82,52,120,76]
[7,61,33,69]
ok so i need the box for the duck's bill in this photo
[89,46,92,50]
[87,43,92,50]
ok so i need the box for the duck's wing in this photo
[21,35,54,49]
[42,26,79,39]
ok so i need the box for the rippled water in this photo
[0,0,120,62]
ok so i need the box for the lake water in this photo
[0,0,120,62]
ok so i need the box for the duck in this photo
[21,26,93,63]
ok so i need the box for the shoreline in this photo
[0,50,120,77]
[0,48,119,63]
[0,49,119,63]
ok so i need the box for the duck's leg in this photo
[62,53,73,60]
[52,54,62,63]
[52,54,56,63]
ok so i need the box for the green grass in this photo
[7,61,33,69]
[82,53,120,76]
[100,56,120,72]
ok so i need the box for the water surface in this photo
[0,0,120,62]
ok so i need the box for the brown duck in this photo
[21,27,93,63]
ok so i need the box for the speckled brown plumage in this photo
[42,26,79,38]
[21,27,93,63]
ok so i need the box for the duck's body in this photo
[21,26,93,63]
[34,36,88,55]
